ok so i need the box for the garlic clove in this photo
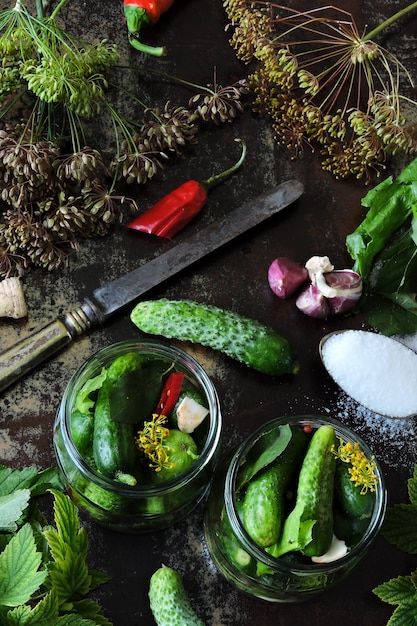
[0,277,27,319]
[295,283,330,318]
[267,257,308,298]
[325,270,363,315]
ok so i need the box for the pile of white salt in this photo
[320,329,417,419]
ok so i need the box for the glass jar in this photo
[204,415,386,602]
[54,339,222,532]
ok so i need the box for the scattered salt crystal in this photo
[321,330,417,419]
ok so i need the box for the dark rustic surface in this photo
[1,0,417,624]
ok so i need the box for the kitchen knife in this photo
[0,179,303,392]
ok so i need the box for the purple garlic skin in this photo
[325,270,363,314]
[268,257,308,298]
[295,283,331,318]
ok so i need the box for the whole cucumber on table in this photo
[93,352,143,478]
[130,299,298,376]
[149,565,205,626]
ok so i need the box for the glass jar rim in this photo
[224,414,387,574]
[56,338,222,497]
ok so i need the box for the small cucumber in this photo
[277,425,337,557]
[93,352,142,478]
[242,427,308,548]
[130,299,298,376]
[70,409,93,455]
[334,460,374,519]
[149,566,205,626]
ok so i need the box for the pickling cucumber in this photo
[149,566,205,626]
[334,460,374,519]
[242,427,308,548]
[275,425,337,558]
[93,352,143,478]
[130,299,298,376]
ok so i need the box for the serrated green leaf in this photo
[0,490,31,532]
[386,598,417,626]
[0,524,47,607]
[0,467,38,497]
[5,590,59,626]
[50,490,88,558]
[373,575,416,605]
[56,615,98,625]
[47,550,91,603]
[72,599,113,626]
[382,504,417,553]
[408,471,417,507]
[88,569,111,591]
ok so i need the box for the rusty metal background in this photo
[1,0,417,624]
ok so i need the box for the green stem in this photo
[364,0,417,41]
[49,0,70,20]
[202,139,247,191]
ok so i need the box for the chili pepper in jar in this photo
[127,138,247,239]
[155,372,185,416]
[123,0,174,56]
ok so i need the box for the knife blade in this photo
[0,179,303,392]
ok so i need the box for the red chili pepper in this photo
[155,371,185,416]
[123,0,174,57]
[127,138,246,239]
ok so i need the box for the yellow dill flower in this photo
[136,413,173,471]
[332,438,378,494]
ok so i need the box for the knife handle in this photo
[0,306,93,393]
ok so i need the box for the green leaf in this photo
[0,524,47,607]
[4,590,60,625]
[373,574,417,605]
[75,368,107,415]
[109,363,166,424]
[0,467,38,497]
[88,569,111,591]
[386,601,417,626]
[346,177,414,279]
[382,504,417,553]
[237,424,292,489]
[55,615,99,625]
[0,466,63,501]
[72,599,113,626]
[51,490,88,558]
[0,490,31,532]
[47,551,91,604]
[409,468,417,507]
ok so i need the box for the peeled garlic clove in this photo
[325,270,363,315]
[295,283,330,318]
[267,257,308,298]
[0,277,27,319]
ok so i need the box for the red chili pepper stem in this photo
[201,138,247,193]
[124,4,166,57]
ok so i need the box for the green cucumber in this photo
[276,425,337,557]
[334,460,375,519]
[93,352,142,478]
[242,427,308,548]
[70,409,93,455]
[130,299,298,376]
[149,566,205,626]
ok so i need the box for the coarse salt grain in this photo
[320,330,417,419]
